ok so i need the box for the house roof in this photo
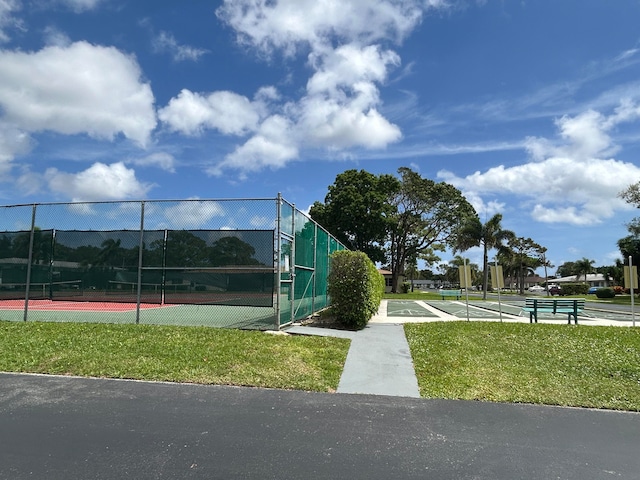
[553,273,612,283]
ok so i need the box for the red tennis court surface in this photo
[0,299,171,312]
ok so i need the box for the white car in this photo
[528,285,545,292]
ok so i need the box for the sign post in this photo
[459,260,473,322]
[624,257,637,327]
[490,261,504,322]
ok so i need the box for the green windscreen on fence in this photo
[314,228,329,310]
[0,229,54,300]
[292,212,316,320]
[0,199,346,329]
[160,230,274,307]
[53,230,164,303]
[50,228,275,306]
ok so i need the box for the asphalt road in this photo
[1,373,639,480]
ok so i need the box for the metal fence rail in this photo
[0,196,345,329]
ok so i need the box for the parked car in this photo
[548,285,561,296]
[588,286,601,294]
[528,285,545,292]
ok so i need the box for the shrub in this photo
[558,283,589,296]
[401,282,411,294]
[613,286,624,295]
[595,288,615,299]
[328,250,384,330]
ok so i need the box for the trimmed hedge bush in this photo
[557,283,589,296]
[328,250,385,330]
[595,288,616,299]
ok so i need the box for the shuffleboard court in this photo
[423,301,507,319]
[386,300,438,317]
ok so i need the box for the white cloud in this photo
[0,41,156,146]
[55,0,105,13]
[159,89,262,136]
[42,25,72,47]
[216,0,430,55]
[296,43,402,149]
[163,200,226,228]
[306,43,400,95]
[167,43,402,174]
[0,0,23,43]
[131,152,176,173]
[188,0,449,175]
[46,162,153,201]
[210,115,299,176]
[250,215,274,228]
[151,31,209,62]
[15,170,44,196]
[439,104,640,226]
[0,121,32,171]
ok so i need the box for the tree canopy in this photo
[309,169,399,263]
[311,167,477,292]
[454,213,513,299]
[386,167,476,291]
[498,235,544,293]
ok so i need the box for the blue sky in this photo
[1,0,640,274]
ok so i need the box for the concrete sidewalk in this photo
[285,298,637,398]
[286,302,421,398]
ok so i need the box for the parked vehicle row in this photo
[527,285,606,295]
[527,284,561,295]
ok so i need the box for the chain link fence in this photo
[0,196,345,329]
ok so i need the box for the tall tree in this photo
[454,213,513,299]
[209,236,260,266]
[448,255,480,287]
[94,238,123,268]
[618,182,640,267]
[165,231,209,267]
[12,228,52,265]
[617,235,640,268]
[386,167,475,292]
[499,236,544,294]
[555,261,578,278]
[574,257,595,281]
[309,169,400,263]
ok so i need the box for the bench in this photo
[438,289,462,300]
[522,298,585,324]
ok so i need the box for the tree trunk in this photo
[482,247,489,300]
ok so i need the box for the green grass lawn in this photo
[4,317,640,412]
[405,322,640,411]
[0,321,350,392]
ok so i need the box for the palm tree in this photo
[498,236,544,294]
[574,257,595,282]
[448,255,480,287]
[455,213,513,299]
[95,238,122,268]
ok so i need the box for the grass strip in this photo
[405,322,640,411]
[0,321,350,392]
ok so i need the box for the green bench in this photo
[438,289,462,300]
[522,298,585,324]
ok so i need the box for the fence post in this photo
[135,201,145,324]
[312,222,317,314]
[290,204,296,325]
[275,194,282,329]
[22,204,37,322]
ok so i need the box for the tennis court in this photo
[0,198,347,330]
[0,297,281,329]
